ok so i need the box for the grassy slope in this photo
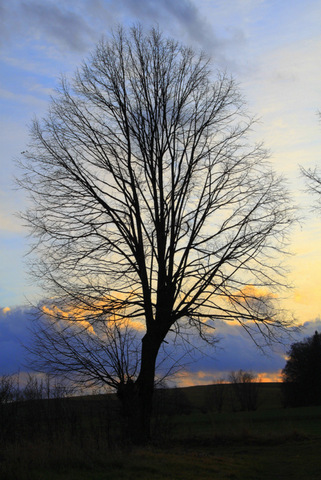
[1,383,321,480]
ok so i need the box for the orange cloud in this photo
[175,369,283,387]
[225,284,279,324]
[41,304,96,334]
[175,370,225,387]
[126,319,145,332]
[257,370,282,383]
[41,299,146,334]
[231,284,277,302]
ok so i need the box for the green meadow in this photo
[1,383,321,479]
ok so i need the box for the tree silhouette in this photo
[229,370,259,411]
[301,165,321,209]
[282,331,321,406]
[301,112,321,209]
[19,25,295,443]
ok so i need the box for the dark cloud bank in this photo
[0,306,34,375]
[1,305,321,382]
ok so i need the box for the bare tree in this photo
[301,166,321,208]
[0,375,16,404]
[229,369,259,411]
[301,112,321,207]
[27,314,140,391]
[19,25,295,442]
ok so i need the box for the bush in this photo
[282,331,321,407]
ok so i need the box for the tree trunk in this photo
[117,330,163,444]
[137,332,162,442]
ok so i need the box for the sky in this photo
[1,0,321,386]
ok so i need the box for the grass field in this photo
[1,383,321,479]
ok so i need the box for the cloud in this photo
[176,316,321,385]
[1,301,320,382]
[41,304,96,335]
[40,292,147,333]
[0,305,34,374]
[172,319,290,385]
[175,369,283,387]
[0,0,94,52]
[119,0,218,48]
[21,1,94,52]
[302,318,321,336]
[0,0,246,70]
[0,87,49,109]
[111,0,246,67]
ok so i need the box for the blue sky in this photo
[1,0,321,383]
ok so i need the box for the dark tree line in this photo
[282,331,321,407]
